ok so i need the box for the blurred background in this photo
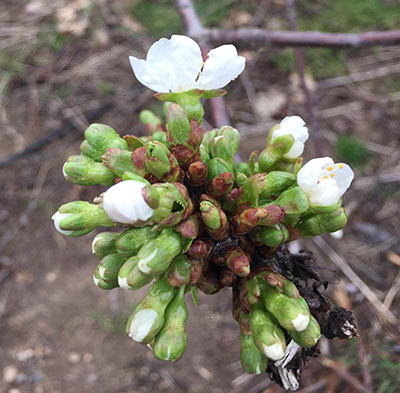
[1,1,399,392]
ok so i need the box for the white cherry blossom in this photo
[271,116,309,159]
[102,180,153,224]
[297,157,354,206]
[129,35,245,93]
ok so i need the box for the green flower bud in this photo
[139,109,163,134]
[145,141,173,179]
[208,135,233,163]
[225,246,250,277]
[250,309,286,361]
[218,126,240,155]
[259,171,296,203]
[97,253,126,281]
[118,256,153,290]
[288,316,321,348]
[263,292,310,332]
[271,186,309,216]
[137,228,182,275]
[232,205,285,235]
[123,135,145,151]
[239,313,268,374]
[206,172,234,199]
[296,208,347,238]
[115,226,160,259]
[81,123,128,162]
[92,232,118,259]
[93,266,118,290]
[168,255,191,287]
[235,172,248,187]
[126,277,176,343]
[102,148,135,177]
[53,201,113,237]
[153,285,188,361]
[152,131,169,146]
[199,144,210,165]
[208,158,234,180]
[235,162,249,176]
[258,133,295,172]
[63,155,116,186]
[175,214,200,240]
[201,129,218,152]
[146,182,192,227]
[249,224,289,247]
[199,200,229,240]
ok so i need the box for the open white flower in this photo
[129,35,245,93]
[271,116,309,159]
[297,157,354,206]
[102,180,153,224]
[52,211,73,236]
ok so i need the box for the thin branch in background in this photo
[195,28,400,48]
[285,0,324,156]
[175,0,230,128]
[312,236,398,327]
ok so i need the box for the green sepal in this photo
[153,285,188,361]
[118,256,153,290]
[115,226,160,258]
[63,155,116,186]
[92,231,118,259]
[249,309,286,361]
[288,316,321,347]
[121,171,150,184]
[126,277,177,343]
[97,253,126,281]
[137,228,182,275]
[123,135,145,151]
[102,148,135,177]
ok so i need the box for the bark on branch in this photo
[194,28,400,49]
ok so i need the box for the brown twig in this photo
[285,0,324,156]
[195,28,400,48]
[319,357,373,393]
[175,0,230,128]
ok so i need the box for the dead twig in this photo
[312,236,398,327]
[319,357,373,393]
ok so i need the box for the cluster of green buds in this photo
[53,35,355,381]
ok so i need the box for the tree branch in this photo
[195,28,400,49]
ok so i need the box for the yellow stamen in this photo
[331,174,335,177]
[339,164,343,169]
[322,175,329,180]
[327,166,334,171]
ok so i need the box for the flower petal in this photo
[103,180,153,224]
[130,35,203,92]
[308,178,340,206]
[52,212,73,236]
[297,157,333,192]
[329,163,354,196]
[196,44,245,90]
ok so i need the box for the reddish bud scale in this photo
[285,224,301,242]
[223,187,243,212]
[225,246,251,277]
[190,262,203,284]
[131,147,149,178]
[175,214,200,239]
[239,280,252,312]
[159,154,183,182]
[232,205,285,235]
[206,172,234,199]
[238,236,256,255]
[187,239,214,259]
[212,254,226,267]
[197,266,223,295]
[219,268,235,287]
[232,286,243,322]
[187,161,208,186]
